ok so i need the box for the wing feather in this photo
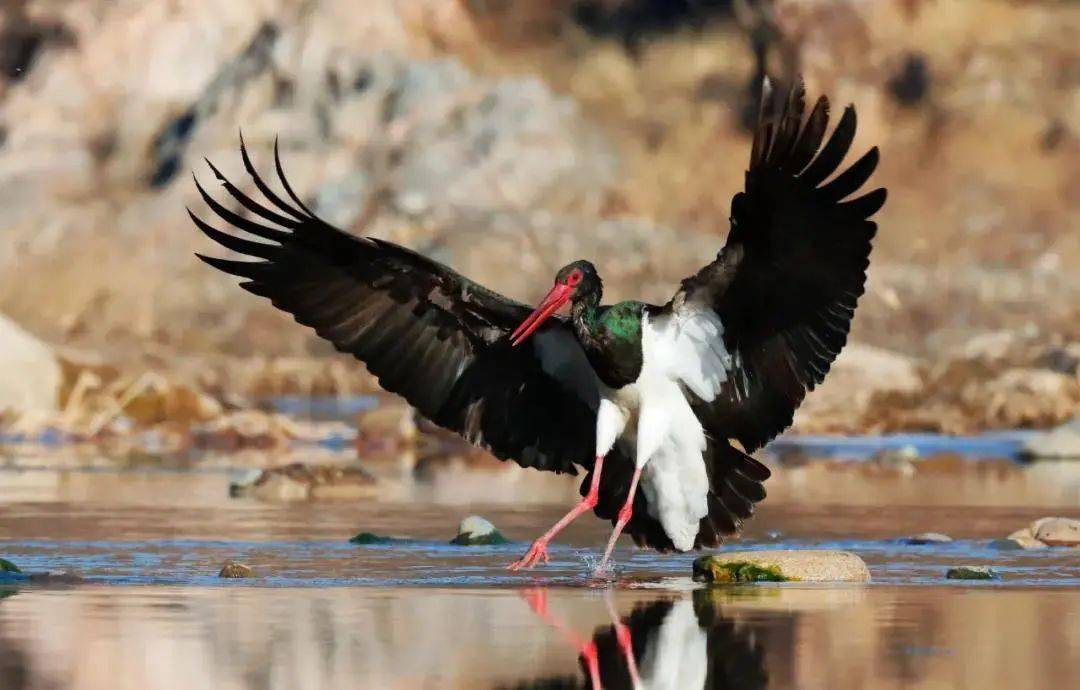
[192,142,599,474]
[663,77,886,452]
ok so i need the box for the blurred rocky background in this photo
[0,0,1076,445]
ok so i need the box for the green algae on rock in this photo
[450,516,508,546]
[694,550,871,584]
[694,559,788,583]
[946,566,996,580]
[0,558,22,574]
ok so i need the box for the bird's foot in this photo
[507,539,550,570]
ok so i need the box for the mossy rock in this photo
[0,558,22,574]
[694,550,871,584]
[449,516,508,546]
[946,566,996,580]
[696,560,789,583]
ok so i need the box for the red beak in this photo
[510,283,573,347]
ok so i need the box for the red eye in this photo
[566,270,582,286]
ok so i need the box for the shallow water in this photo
[1,447,1079,688]
[2,585,1078,690]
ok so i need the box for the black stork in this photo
[189,77,885,574]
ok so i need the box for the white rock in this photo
[457,515,497,538]
[1031,517,1080,547]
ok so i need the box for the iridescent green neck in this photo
[570,292,603,343]
[570,296,645,388]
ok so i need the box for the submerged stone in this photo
[349,532,413,545]
[450,515,508,546]
[901,532,953,545]
[693,550,870,584]
[992,531,1048,551]
[27,569,84,584]
[218,561,255,579]
[946,566,996,580]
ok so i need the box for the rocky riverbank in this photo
[1,311,1077,457]
[0,1,1075,456]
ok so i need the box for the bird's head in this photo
[510,260,600,346]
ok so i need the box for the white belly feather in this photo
[594,309,733,551]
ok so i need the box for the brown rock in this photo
[218,561,254,579]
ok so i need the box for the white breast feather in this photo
[645,310,732,401]
[634,313,713,551]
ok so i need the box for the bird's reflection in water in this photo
[508,588,768,690]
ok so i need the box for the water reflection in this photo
[510,588,769,690]
[0,585,1078,689]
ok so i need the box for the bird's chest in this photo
[587,337,642,389]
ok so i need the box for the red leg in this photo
[594,465,642,575]
[605,590,641,685]
[520,589,601,688]
[508,454,606,570]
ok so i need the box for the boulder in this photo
[218,561,254,579]
[1021,418,1080,460]
[450,515,508,546]
[946,566,995,580]
[1030,517,1080,547]
[693,550,871,584]
[0,314,61,414]
[996,519,1080,549]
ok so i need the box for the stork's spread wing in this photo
[666,78,886,452]
[190,140,599,473]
